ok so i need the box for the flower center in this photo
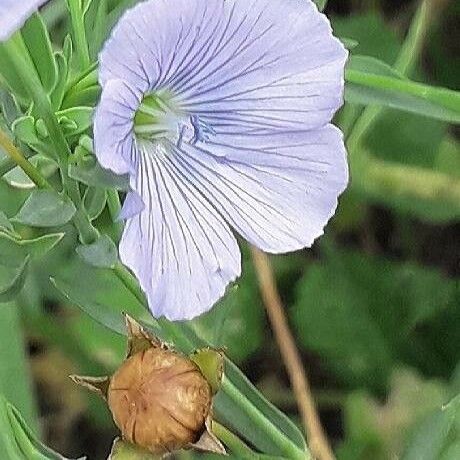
[134,92,214,147]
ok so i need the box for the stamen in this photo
[134,92,215,147]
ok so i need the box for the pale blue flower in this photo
[95,0,348,320]
[0,0,47,41]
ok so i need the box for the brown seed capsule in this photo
[107,346,212,454]
[71,315,225,456]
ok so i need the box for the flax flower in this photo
[95,0,348,320]
[0,0,47,41]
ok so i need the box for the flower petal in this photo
[119,141,241,320]
[170,125,348,252]
[93,79,140,175]
[99,0,347,131]
[0,0,47,41]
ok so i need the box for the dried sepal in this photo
[190,417,226,455]
[70,375,110,400]
[124,314,162,358]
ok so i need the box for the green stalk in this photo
[67,0,91,70]
[0,130,49,189]
[347,0,433,153]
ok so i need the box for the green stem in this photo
[347,0,433,153]
[67,0,91,70]
[357,155,460,208]
[0,130,49,189]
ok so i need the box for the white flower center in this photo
[134,92,214,148]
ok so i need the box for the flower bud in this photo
[108,346,212,453]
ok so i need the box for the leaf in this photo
[76,234,118,269]
[21,13,57,93]
[402,394,460,460]
[332,13,400,64]
[85,0,109,59]
[83,186,107,220]
[0,306,38,435]
[56,106,94,136]
[13,190,76,227]
[0,256,29,303]
[11,116,39,145]
[291,248,457,390]
[51,52,69,110]
[345,64,460,123]
[50,264,150,337]
[0,395,75,459]
[337,368,448,460]
[349,55,404,79]
[0,210,14,233]
[62,85,101,109]
[0,232,65,267]
[69,156,129,190]
[0,38,31,103]
[214,357,308,456]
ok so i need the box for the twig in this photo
[250,246,335,460]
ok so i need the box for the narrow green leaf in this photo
[84,187,107,221]
[57,106,94,136]
[0,232,65,267]
[76,234,118,269]
[50,268,150,336]
[85,0,109,59]
[22,233,66,258]
[0,306,37,432]
[349,55,404,79]
[402,394,460,460]
[0,89,21,125]
[345,59,460,123]
[51,52,70,110]
[11,116,38,144]
[0,211,14,233]
[0,395,75,459]
[13,190,76,227]
[0,38,31,104]
[62,84,101,109]
[215,358,308,456]
[0,256,29,303]
[69,156,129,190]
[21,13,58,93]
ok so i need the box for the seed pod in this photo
[108,346,212,453]
[71,315,225,457]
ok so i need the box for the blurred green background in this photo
[0,0,459,459]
